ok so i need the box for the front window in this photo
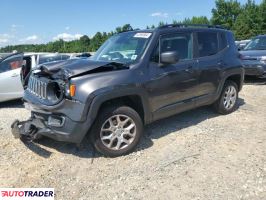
[244,37,266,50]
[90,32,152,64]
[151,32,193,63]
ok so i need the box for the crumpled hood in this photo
[38,59,127,79]
[240,50,266,59]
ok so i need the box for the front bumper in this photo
[11,94,95,144]
[11,110,91,143]
[11,119,38,140]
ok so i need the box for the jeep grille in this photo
[27,76,48,99]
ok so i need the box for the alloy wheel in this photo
[223,85,237,110]
[100,115,136,150]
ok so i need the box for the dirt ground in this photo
[0,79,266,200]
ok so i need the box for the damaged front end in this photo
[11,117,43,141]
[11,110,67,142]
[11,59,129,143]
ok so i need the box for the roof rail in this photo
[158,24,227,30]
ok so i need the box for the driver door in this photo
[146,32,199,121]
[0,54,24,102]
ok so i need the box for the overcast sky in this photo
[0,0,263,47]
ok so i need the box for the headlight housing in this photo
[47,82,64,104]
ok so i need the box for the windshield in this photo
[89,32,152,64]
[244,37,266,50]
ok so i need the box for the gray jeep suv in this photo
[12,24,244,157]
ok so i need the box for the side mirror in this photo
[160,51,179,65]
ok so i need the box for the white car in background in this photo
[0,52,70,103]
[0,53,24,102]
[22,52,71,71]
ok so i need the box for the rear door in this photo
[194,31,226,105]
[0,54,24,102]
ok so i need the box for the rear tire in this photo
[90,105,143,157]
[214,80,239,115]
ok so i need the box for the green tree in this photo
[233,0,262,40]
[158,21,166,27]
[259,0,266,33]
[122,24,133,32]
[115,26,122,33]
[89,32,103,51]
[80,35,90,45]
[212,0,242,29]
[190,16,210,24]
[182,18,192,24]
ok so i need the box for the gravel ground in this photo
[0,80,266,200]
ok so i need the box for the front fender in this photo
[86,86,152,126]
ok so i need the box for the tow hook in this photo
[11,119,38,141]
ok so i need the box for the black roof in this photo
[157,24,227,30]
[117,24,228,35]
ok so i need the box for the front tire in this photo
[214,80,239,115]
[90,105,143,157]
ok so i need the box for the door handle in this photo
[11,73,19,77]
[185,66,194,73]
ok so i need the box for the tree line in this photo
[0,0,265,53]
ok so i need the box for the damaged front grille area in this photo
[26,75,64,105]
[27,76,48,99]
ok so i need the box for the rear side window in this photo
[197,32,218,57]
[218,33,228,50]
